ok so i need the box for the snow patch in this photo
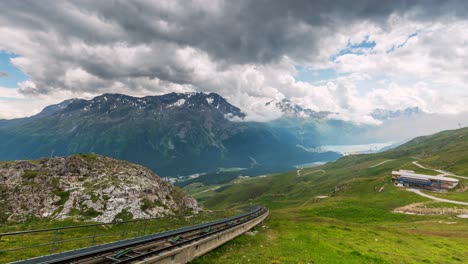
[168,99,186,107]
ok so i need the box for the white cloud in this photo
[329,18,468,118]
[0,1,467,123]
[0,87,68,119]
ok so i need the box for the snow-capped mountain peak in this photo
[266,99,332,119]
[371,107,423,121]
[36,92,246,120]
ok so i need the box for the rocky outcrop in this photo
[0,154,200,223]
[394,202,468,215]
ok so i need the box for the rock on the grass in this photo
[0,154,201,223]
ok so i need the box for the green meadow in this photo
[189,128,468,263]
[1,128,467,263]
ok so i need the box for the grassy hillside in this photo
[189,128,468,263]
[382,127,468,175]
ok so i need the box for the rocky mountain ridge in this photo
[266,99,333,119]
[0,154,200,223]
[38,92,245,120]
[0,92,340,177]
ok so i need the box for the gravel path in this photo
[412,161,468,180]
[407,188,468,206]
[369,159,394,168]
[298,169,326,176]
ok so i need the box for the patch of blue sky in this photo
[387,32,418,53]
[294,66,353,84]
[0,51,29,88]
[331,37,376,61]
[294,66,337,83]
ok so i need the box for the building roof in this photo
[392,170,459,183]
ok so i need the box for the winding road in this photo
[297,169,325,176]
[368,159,394,168]
[412,161,468,180]
[407,188,468,206]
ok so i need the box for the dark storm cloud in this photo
[2,0,467,66]
[85,0,468,64]
[0,0,467,102]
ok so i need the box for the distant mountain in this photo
[266,99,333,119]
[371,107,422,121]
[262,99,370,147]
[0,92,340,177]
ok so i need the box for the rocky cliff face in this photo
[0,154,200,223]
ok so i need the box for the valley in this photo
[1,122,466,263]
[1,92,453,184]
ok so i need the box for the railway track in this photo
[13,206,268,264]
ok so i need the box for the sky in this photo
[0,0,468,123]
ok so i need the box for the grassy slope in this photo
[191,128,468,263]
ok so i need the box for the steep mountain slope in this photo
[190,128,468,264]
[0,154,200,223]
[0,92,340,177]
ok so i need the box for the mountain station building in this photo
[391,170,459,190]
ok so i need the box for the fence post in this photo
[50,229,59,254]
[121,222,127,239]
[143,218,148,235]
[90,225,98,246]
[137,219,142,236]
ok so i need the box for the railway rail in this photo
[12,206,268,264]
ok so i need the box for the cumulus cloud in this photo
[0,0,467,122]
[362,112,468,142]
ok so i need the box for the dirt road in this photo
[407,188,468,206]
[412,161,468,180]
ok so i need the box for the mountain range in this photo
[370,107,422,121]
[0,92,341,177]
[1,92,463,178]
